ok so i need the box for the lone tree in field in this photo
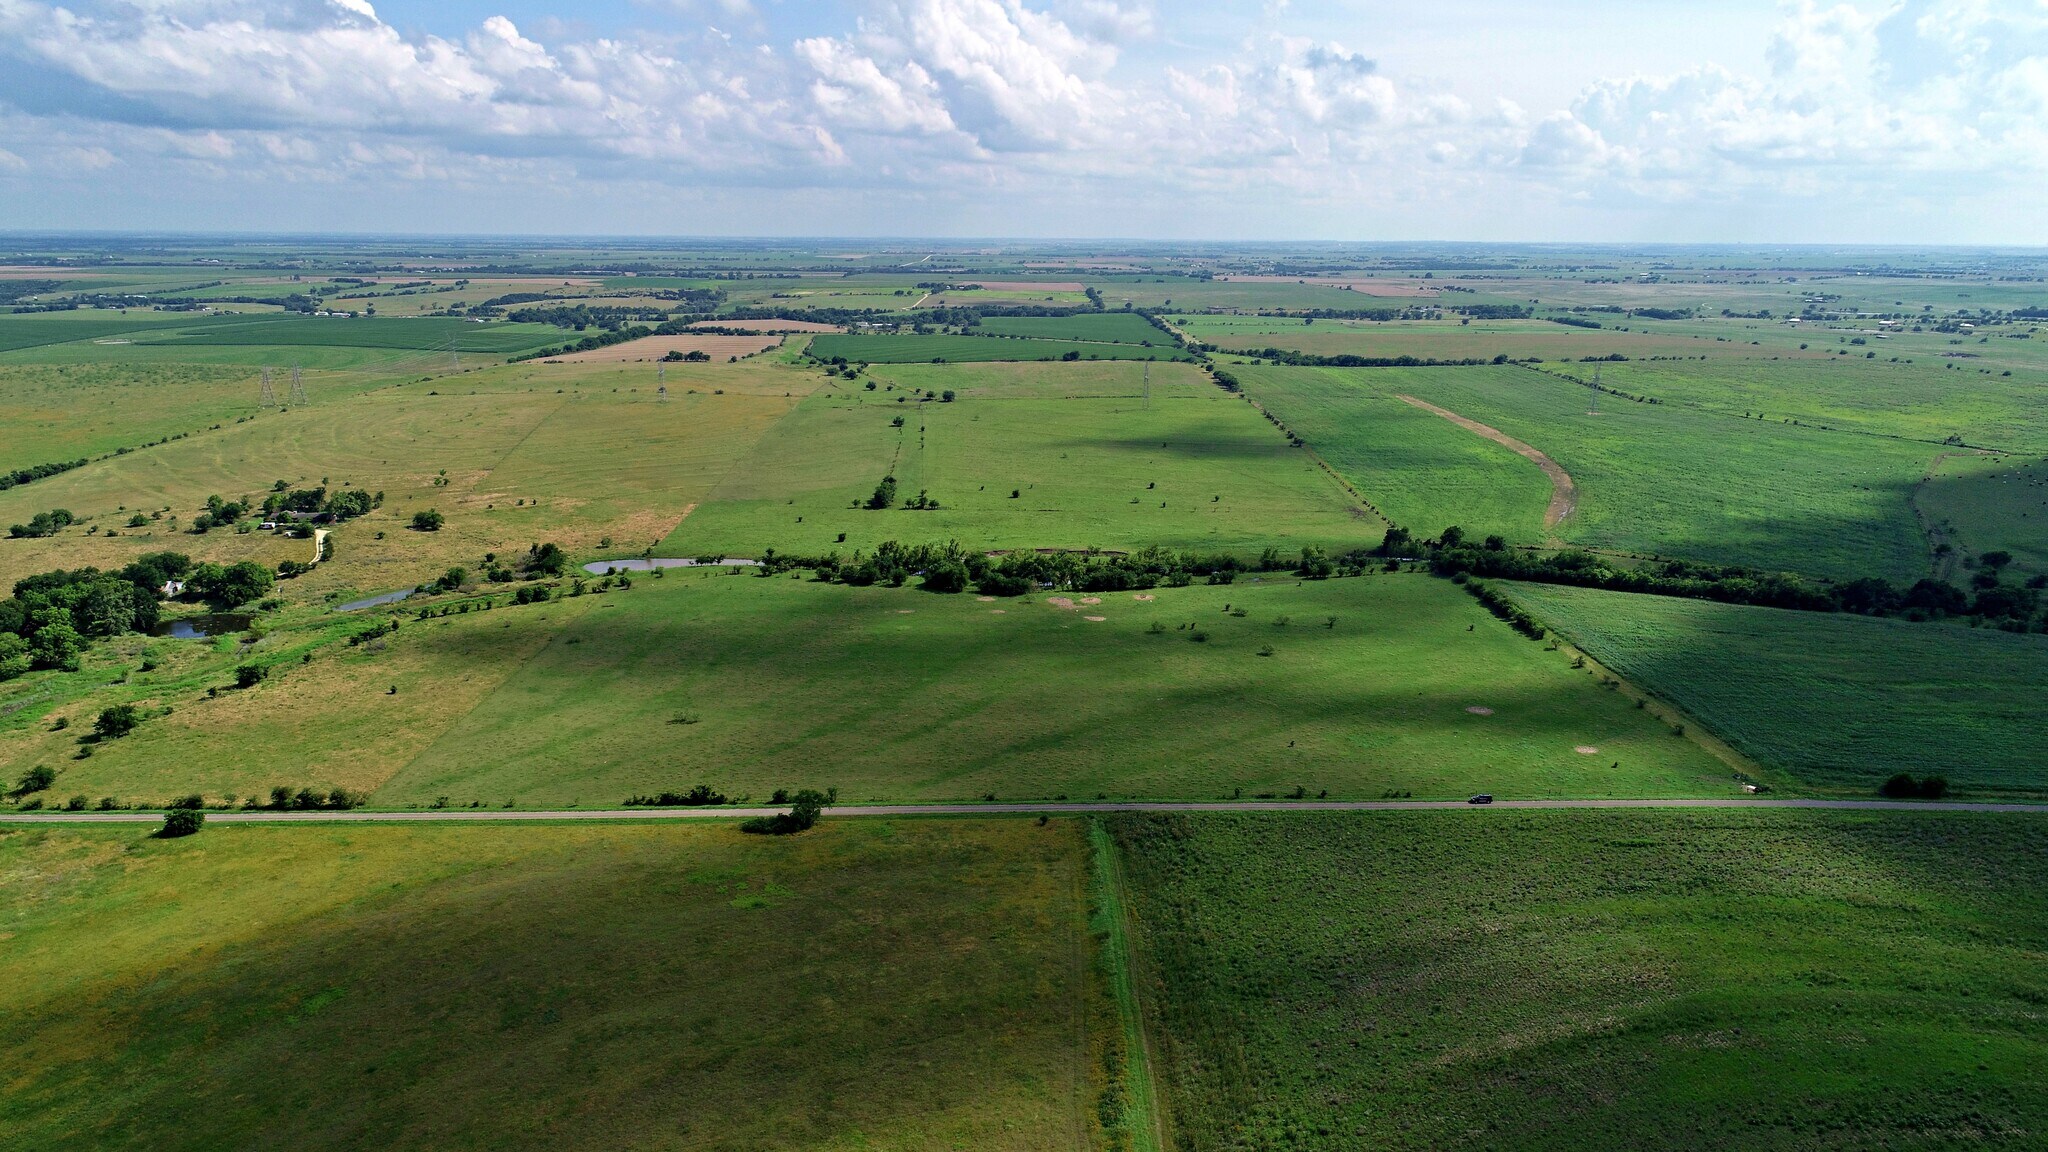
[93,704,140,741]
[9,765,55,799]
[411,509,445,532]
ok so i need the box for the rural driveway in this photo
[2,797,2041,824]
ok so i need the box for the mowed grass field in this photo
[0,572,1734,808]
[806,334,1192,363]
[665,361,1372,558]
[0,819,1106,1151]
[1113,809,2048,1151]
[374,573,1726,807]
[1238,364,1937,580]
[1504,583,2048,797]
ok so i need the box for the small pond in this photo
[154,613,252,639]
[581,557,760,574]
[337,588,415,612]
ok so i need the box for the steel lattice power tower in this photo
[289,365,308,406]
[259,367,276,408]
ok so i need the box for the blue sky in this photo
[0,0,2042,242]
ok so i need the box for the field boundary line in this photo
[7,797,2044,824]
[1089,818,1168,1152]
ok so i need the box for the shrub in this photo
[10,765,56,798]
[234,663,269,689]
[93,705,141,741]
[624,784,728,807]
[169,794,204,810]
[1919,775,1950,800]
[158,809,204,838]
[740,788,830,835]
[410,509,445,532]
[1879,773,1921,799]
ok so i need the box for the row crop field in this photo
[153,317,564,353]
[973,312,1174,344]
[806,333,1193,363]
[1113,809,2048,1151]
[1504,582,2048,797]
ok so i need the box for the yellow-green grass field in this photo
[1193,317,1824,363]
[0,358,812,594]
[0,818,1108,1151]
[1113,809,2048,1151]
[1502,583,2048,798]
[1,571,1735,809]
[1237,364,1938,581]
[666,361,1373,559]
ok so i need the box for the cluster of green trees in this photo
[246,785,360,810]
[0,458,86,494]
[8,508,75,538]
[1879,773,1950,800]
[1219,347,1513,368]
[768,540,1297,595]
[624,784,727,807]
[0,553,273,680]
[741,788,833,835]
[1413,530,2046,631]
[261,485,377,523]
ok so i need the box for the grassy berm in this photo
[1112,810,2048,1151]
[0,819,1105,1151]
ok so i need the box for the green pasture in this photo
[388,573,1719,807]
[1113,809,2048,1151]
[665,361,1364,557]
[1505,583,2048,797]
[1237,364,1938,580]
[150,317,562,353]
[1916,451,2048,578]
[0,819,1104,1150]
[806,334,1192,363]
[973,313,1173,345]
[1587,357,2048,452]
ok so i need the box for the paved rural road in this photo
[1,797,2041,824]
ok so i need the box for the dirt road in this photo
[1395,393,1577,528]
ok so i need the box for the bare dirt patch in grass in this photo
[1466,706,1495,715]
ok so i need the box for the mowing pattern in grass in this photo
[1114,810,2048,1151]
[0,819,1102,1151]
[1237,364,1936,580]
[1502,583,2048,797]
[370,573,1728,808]
[807,334,1192,363]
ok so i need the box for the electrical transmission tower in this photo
[288,365,308,406]
[259,367,276,408]
[1142,362,1152,410]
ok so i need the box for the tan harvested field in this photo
[544,334,783,363]
[687,318,844,333]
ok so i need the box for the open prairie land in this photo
[0,818,1106,1151]
[664,360,1368,558]
[1114,809,2048,1151]
[0,573,1732,808]
[806,334,1193,363]
[1500,583,2048,798]
[1236,364,1937,580]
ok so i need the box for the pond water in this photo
[337,588,415,612]
[581,557,761,574]
[154,613,252,639]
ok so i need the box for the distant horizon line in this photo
[2,230,2045,254]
